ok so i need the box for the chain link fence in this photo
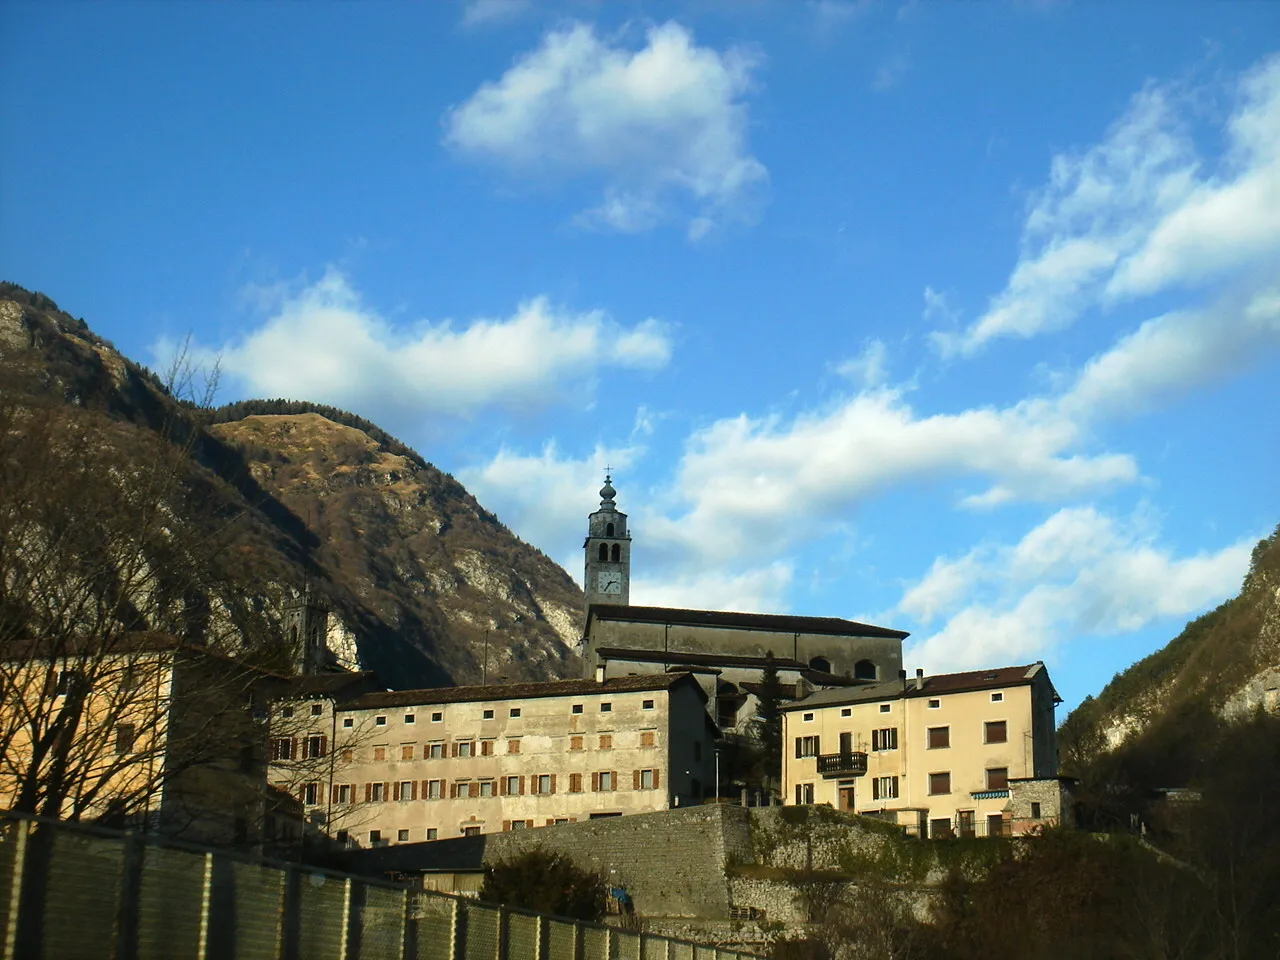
[0,812,765,960]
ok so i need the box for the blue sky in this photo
[4,1,1278,711]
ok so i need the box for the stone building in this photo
[268,672,715,848]
[780,662,1062,837]
[579,476,909,731]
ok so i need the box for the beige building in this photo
[781,663,1061,838]
[0,632,289,847]
[270,672,715,847]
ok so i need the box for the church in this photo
[579,476,910,731]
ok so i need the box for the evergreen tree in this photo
[753,651,783,794]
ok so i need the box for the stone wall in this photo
[482,804,753,919]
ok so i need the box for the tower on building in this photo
[283,585,331,676]
[583,474,631,610]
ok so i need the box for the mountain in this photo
[0,282,584,687]
[1059,522,1280,784]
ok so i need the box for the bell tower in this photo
[584,474,631,610]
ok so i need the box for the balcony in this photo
[815,751,868,778]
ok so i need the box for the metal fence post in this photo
[195,852,215,960]
[338,877,354,960]
[497,906,509,960]
[449,896,462,960]
[0,820,28,960]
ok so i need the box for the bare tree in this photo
[0,337,291,839]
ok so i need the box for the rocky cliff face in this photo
[1061,524,1280,766]
[0,282,583,687]
[208,412,583,684]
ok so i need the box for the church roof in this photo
[586,604,909,639]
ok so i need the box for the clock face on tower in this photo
[596,571,622,594]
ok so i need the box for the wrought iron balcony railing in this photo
[815,751,868,777]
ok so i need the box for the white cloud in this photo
[204,269,671,422]
[1060,285,1280,420]
[944,55,1280,355]
[807,0,871,33]
[444,20,767,236]
[902,507,1254,672]
[834,339,888,388]
[662,387,1135,563]
[460,0,531,29]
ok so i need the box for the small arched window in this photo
[611,543,621,562]
[598,543,609,562]
[809,656,832,674]
[854,659,878,681]
[606,522,615,537]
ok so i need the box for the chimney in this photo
[595,663,606,684]
[899,669,907,692]
[793,677,810,700]
[915,668,924,691]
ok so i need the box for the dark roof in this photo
[339,672,703,711]
[587,604,909,640]
[596,646,807,671]
[1,631,294,678]
[781,662,1054,711]
[276,671,383,699]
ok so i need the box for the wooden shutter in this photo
[872,778,880,800]
[518,776,525,795]
[365,783,372,803]
[871,730,880,751]
[319,735,328,757]
[450,782,457,799]
[653,769,660,790]
[503,820,510,831]
[331,784,339,804]
[795,738,802,759]
[383,782,391,802]
[393,782,401,801]
[499,777,507,796]
[633,769,641,790]
[591,772,600,792]
[450,741,458,758]
[612,770,618,791]
[412,781,419,800]
[291,737,299,759]
[470,782,479,799]
[422,779,431,798]
[549,774,557,795]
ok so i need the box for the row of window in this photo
[356,815,594,846]
[792,720,1008,759]
[793,766,1010,806]
[802,691,1007,723]
[271,730,659,764]
[299,768,662,805]
[284,698,657,726]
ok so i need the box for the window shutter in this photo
[331,784,338,804]
[470,782,479,799]
[795,738,802,759]
[546,818,555,826]
[411,781,418,800]
[319,735,328,756]
[518,776,525,796]
[393,782,401,801]
[592,772,600,792]
[814,737,820,755]
[612,770,618,791]
[653,769,660,790]
[450,782,457,799]
[633,770,641,790]
[499,777,507,796]
[871,730,879,751]
[365,783,372,803]
[503,820,510,831]
[550,774,557,794]
[873,779,880,800]
[450,742,458,758]
[292,737,299,759]
[422,780,430,798]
